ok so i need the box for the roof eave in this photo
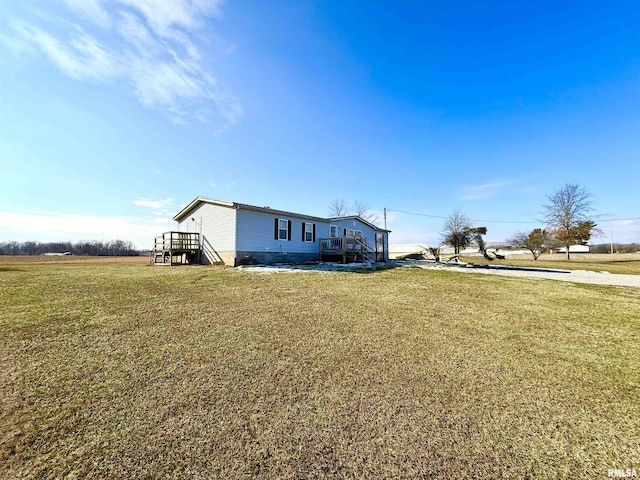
[172,197,236,222]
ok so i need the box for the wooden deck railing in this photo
[151,231,201,266]
[320,236,376,262]
[319,236,368,253]
[153,232,200,251]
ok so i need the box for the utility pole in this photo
[610,231,614,255]
[383,208,387,230]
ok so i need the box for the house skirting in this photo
[199,250,384,266]
[234,251,320,266]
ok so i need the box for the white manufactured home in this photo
[152,197,390,266]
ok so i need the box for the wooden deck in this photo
[319,236,375,263]
[151,232,201,266]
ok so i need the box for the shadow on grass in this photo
[0,267,24,272]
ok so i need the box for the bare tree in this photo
[352,200,379,225]
[543,184,599,260]
[328,199,380,226]
[508,228,552,260]
[441,211,473,254]
[328,199,349,217]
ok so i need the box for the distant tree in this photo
[572,220,598,244]
[21,241,38,255]
[352,200,380,225]
[508,228,552,260]
[589,242,639,254]
[469,226,490,259]
[441,212,472,254]
[328,199,349,217]
[543,184,600,260]
[0,241,20,255]
[328,199,380,226]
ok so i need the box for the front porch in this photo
[319,236,376,263]
[151,231,201,265]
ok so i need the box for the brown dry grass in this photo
[1,258,639,478]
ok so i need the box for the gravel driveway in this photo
[409,263,640,288]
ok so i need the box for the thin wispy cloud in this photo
[458,179,516,201]
[133,197,175,215]
[6,0,241,130]
[12,21,120,81]
[60,0,112,28]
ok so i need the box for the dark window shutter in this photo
[274,218,278,240]
[287,220,292,241]
[344,228,347,236]
[312,223,316,242]
[302,222,305,241]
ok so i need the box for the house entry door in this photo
[375,233,385,262]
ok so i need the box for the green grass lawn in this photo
[1,257,639,478]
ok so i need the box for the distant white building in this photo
[439,246,477,255]
[554,244,590,254]
[389,244,431,259]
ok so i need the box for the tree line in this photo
[0,240,141,256]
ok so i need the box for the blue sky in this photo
[1,0,639,248]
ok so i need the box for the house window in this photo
[274,218,291,241]
[303,222,315,242]
[345,229,362,239]
[279,219,288,240]
[330,225,338,238]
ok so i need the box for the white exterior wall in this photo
[558,245,590,253]
[177,202,237,264]
[236,208,330,254]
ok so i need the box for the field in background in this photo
[460,252,640,275]
[1,257,639,478]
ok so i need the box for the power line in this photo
[596,217,640,222]
[387,208,538,224]
[385,209,449,220]
[386,208,640,225]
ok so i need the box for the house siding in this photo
[235,208,330,265]
[177,202,237,265]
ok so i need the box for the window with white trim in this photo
[345,229,362,239]
[278,219,288,240]
[330,225,338,238]
[303,222,314,242]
